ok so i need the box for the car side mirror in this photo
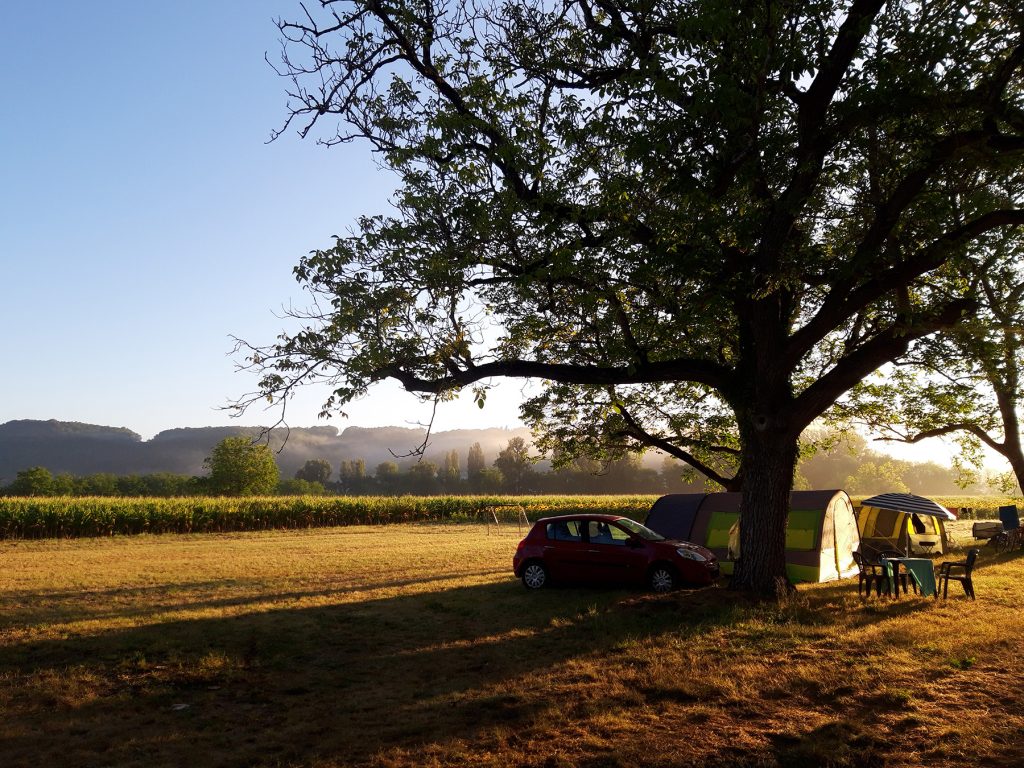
[627,537,643,549]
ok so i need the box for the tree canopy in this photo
[204,437,281,496]
[242,0,1024,593]
[295,458,333,484]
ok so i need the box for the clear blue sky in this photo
[0,1,527,439]
[0,3,964,469]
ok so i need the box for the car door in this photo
[541,519,591,581]
[583,520,649,585]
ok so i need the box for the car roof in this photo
[535,513,629,524]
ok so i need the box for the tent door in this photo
[832,496,859,577]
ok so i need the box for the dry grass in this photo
[1,524,1022,767]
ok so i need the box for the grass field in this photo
[1,523,1023,767]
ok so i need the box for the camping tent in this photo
[856,492,955,556]
[644,490,860,583]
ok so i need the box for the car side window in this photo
[607,524,631,545]
[588,521,628,546]
[547,521,583,541]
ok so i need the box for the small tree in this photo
[407,461,440,494]
[203,437,280,496]
[75,473,119,496]
[475,467,505,494]
[278,478,327,496]
[7,466,57,496]
[466,443,486,479]
[844,461,911,496]
[493,437,536,494]
[375,461,400,493]
[338,458,368,493]
[295,458,332,485]
[440,449,461,491]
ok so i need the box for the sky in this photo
[0,2,972,470]
[0,1,530,440]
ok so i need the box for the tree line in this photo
[2,431,1004,498]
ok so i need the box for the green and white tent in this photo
[644,490,860,583]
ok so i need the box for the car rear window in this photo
[547,520,583,541]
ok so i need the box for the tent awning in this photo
[859,493,956,520]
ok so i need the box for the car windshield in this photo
[615,518,665,541]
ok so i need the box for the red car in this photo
[513,514,719,592]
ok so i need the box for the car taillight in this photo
[515,539,526,552]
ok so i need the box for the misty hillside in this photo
[0,420,535,483]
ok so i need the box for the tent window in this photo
[871,509,900,537]
[705,512,739,548]
[786,509,822,551]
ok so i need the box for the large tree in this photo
[242,0,1024,594]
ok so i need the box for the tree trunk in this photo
[729,420,799,597]
[993,383,1024,496]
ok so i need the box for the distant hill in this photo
[0,419,535,483]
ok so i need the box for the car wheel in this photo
[649,564,677,593]
[521,561,548,590]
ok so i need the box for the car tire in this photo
[521,561,548,590]
[649,564,677,593]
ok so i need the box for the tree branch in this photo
[793,298,976,429]
[379,356,732,396]
[614,402,741,491]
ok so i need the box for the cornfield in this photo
[0,493,1016,540]
[0,495,658,539]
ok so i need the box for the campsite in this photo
[1,495,1023,767]
[4,1,1024,766]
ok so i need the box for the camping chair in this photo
[937,548,980,600]
[992,506,1023,552]
[1001,505,1023,550]
[998,505,1020,531]
[852,551,885,597]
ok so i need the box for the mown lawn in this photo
[1,524,1021,767]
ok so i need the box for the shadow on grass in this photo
[769,720,886,768]
[0,568,511,628]
[0,580,744,768]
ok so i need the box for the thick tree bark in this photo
[729,291,801,597]
[729,420,800,597]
